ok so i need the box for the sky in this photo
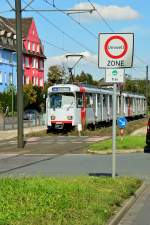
[1,0,150,81]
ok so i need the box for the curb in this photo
[88,149,143,155]
[107,182,147,225]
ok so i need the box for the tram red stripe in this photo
[80,87,86,129]
[51,121,72,124]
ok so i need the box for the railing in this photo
[0,114,46,131]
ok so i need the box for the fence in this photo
[0,114,46,131]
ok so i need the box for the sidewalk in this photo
[0,125,46,141]
[118,184,150,225]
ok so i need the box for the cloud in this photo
[72,3,140,22]
[44,51,97,79]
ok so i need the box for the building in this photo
[0,16,45,93]
[0,17,17,93]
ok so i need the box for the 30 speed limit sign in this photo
[98,33,134,68]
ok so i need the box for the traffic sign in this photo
[98,33,134,68]
[105,68,124,83]
[117,116,127,129]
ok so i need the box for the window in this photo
[0,51,3,63]
[37,44,40,53]
[32,58,36,68]
[39,60,44,70]
[4,73,7,85]
[28,41,30,51]
[9,53,13,64]
[76,92,83,108]
[9,73,13,84]
[32,29,35,35]
[50,93,75,109]
[26,76,29,84]
[32,43,35,51]
[97,94,101,107]
[25,57,29,67]
[36,77,38,86]
[86,93,93,108]
[36,59,38,69]
[0,72,2,84]
[39,78,43,87]
[32,76,36,85]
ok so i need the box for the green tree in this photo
[75,71,98,86]
[23,84,46,112]
[47,65,66,86]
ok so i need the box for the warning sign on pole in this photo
[98,33,134,68]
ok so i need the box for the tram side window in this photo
[76,92,83,108]
[103,95,107,107]
[86,93,93,108]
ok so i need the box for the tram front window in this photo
[50,93,75,109]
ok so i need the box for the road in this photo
[0,152,150,180]
[0,135,150,181]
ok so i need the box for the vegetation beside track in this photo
[88,135,145,152]
[0,176,141,225]
[28,117,147,137]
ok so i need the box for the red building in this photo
[1,17,46,87]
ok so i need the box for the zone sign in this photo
[98,33,134,68]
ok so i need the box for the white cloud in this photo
[72,3,140,22]
[44,51,97,80]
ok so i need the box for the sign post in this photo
[98,33,134,178]
[112,83,117,178]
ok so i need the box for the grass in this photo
[88,135,145,152]
[0,176,141,225]
[28,117,147,137]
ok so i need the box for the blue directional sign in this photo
[117,116,127,129]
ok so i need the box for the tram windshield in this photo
[49,93,75,109]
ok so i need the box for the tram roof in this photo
[48,84,145,99]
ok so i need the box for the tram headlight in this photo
[51,115,56,120]
[67,115,73,120]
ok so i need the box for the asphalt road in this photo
[0,153,150,181]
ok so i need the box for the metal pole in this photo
[15,0,24,148]
[112,83,117,178]
[11,53,14,117]
[146,65,149,116]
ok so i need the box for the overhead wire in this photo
[6,0,15,11]
[87,0,147,67]
[22,0,96,54]
[43,0,97,40]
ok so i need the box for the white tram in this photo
[46,84,146,130]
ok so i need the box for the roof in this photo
[0,16,15,33]
[0,17,46,58]
[6,17,33,37]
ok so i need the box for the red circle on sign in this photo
[104,35,128,59]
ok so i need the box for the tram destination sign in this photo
[98,33,134,68]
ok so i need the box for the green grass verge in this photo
[88,136,145,152]
[0,177,141,225]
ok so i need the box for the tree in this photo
[23,84,46,112]
[47,65,66,86]
[75,71,99,86]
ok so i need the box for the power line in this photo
[87,0,148,67]
[44,0,97,40]
[22,0,35,11]
[41,39,72,53]
[22,0,96,54]
[87,0,114,32]
[6,0,15,11]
